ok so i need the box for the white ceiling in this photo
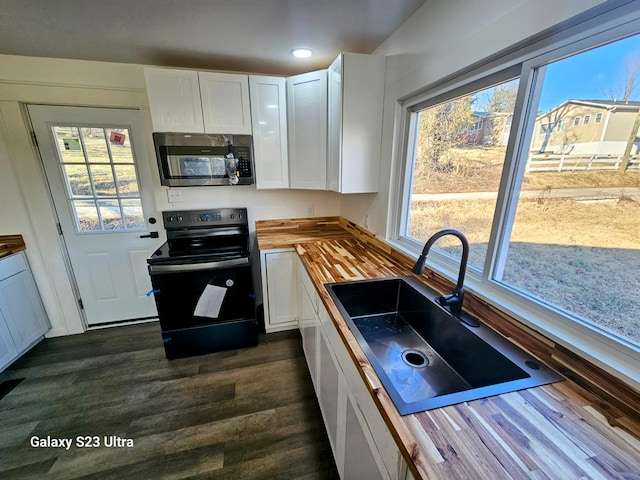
[0,0,426,75]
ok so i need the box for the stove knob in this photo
[230,214,236,219]
[177,216,183,222]
[166,216,173,222]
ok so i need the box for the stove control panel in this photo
[162,208,248,229]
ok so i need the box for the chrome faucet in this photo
[412,229,478,326]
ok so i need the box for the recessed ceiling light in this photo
[291,48,313,58]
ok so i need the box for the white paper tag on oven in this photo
[194,284,227,318]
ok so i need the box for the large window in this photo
[398,11,640,353]
[405,79,519,270]
[498,36,640,345]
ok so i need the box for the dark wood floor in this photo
[0,322,339,479]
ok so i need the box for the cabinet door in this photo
[298,262,319,389]
[327,54,343,192]
[318,327,340,455]
[250,76,289,189]
[0,269,49,353]
[144,68,204,133]
[264,251,298,331]
[340,53,385,193]
[326,53,386,194]
[199,72,252,134]
[287,70,327,190]
[343,389,388,480]
[0,309,19,371]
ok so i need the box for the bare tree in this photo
[414,96,473,184]
[603,51,640,102]
[485,83,518,145]
[486,83,518,113]
[603,51,640,172]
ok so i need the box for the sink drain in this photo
[402,349,429,368]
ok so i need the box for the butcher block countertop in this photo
[256,217,353,250]
[256,218,640,479]
[0,235,26,258]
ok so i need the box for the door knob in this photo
[140,231,159,239]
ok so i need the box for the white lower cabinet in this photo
[342,386,388,480]
[297,261,320,389]
[318,327,341,452]
[0,309,19,370]
[0,252,50,371]
[296,256,407,480]
[260,249,299,332]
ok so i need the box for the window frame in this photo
[388,1,640,389]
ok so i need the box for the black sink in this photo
[326,277,563,414]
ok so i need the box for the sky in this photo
[538,32,640,113]
[470,32,640,115]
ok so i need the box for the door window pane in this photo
[52,125,145,233]
[121,199,145,229]
[498,34,640,345]
[72,200,100,231]
[114,165,140,196]
[108,129,134,163]
[54,126,86,163]
[82,128,110,163]
[89,164,117,196]
[406,79,519,269]
[63,164,91,197]
[98,200,124,230]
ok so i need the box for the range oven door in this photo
[149,261,258,359]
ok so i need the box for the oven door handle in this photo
[148,257,249,274]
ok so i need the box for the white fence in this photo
[527,154,640,172]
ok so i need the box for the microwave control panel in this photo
[234,146,252,178]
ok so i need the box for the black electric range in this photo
[147,208,258,359]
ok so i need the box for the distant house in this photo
[462,111,513,146]
[531,99,640,155]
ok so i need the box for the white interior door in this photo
[29,105,159,326]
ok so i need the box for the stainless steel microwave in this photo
[153,132,255,187]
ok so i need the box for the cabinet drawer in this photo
[0,252,27,282]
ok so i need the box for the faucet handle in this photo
[437,290,464,315]
[437,291,480,327]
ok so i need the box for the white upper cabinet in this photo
[327,53,386,194]
[287,70,328,190]
[144,68,251,134]
[144,68,204,133]
[249,75,289,189]
[199,72,252,134]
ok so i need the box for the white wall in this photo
[339,0,606,236]
[0,54,340,337]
